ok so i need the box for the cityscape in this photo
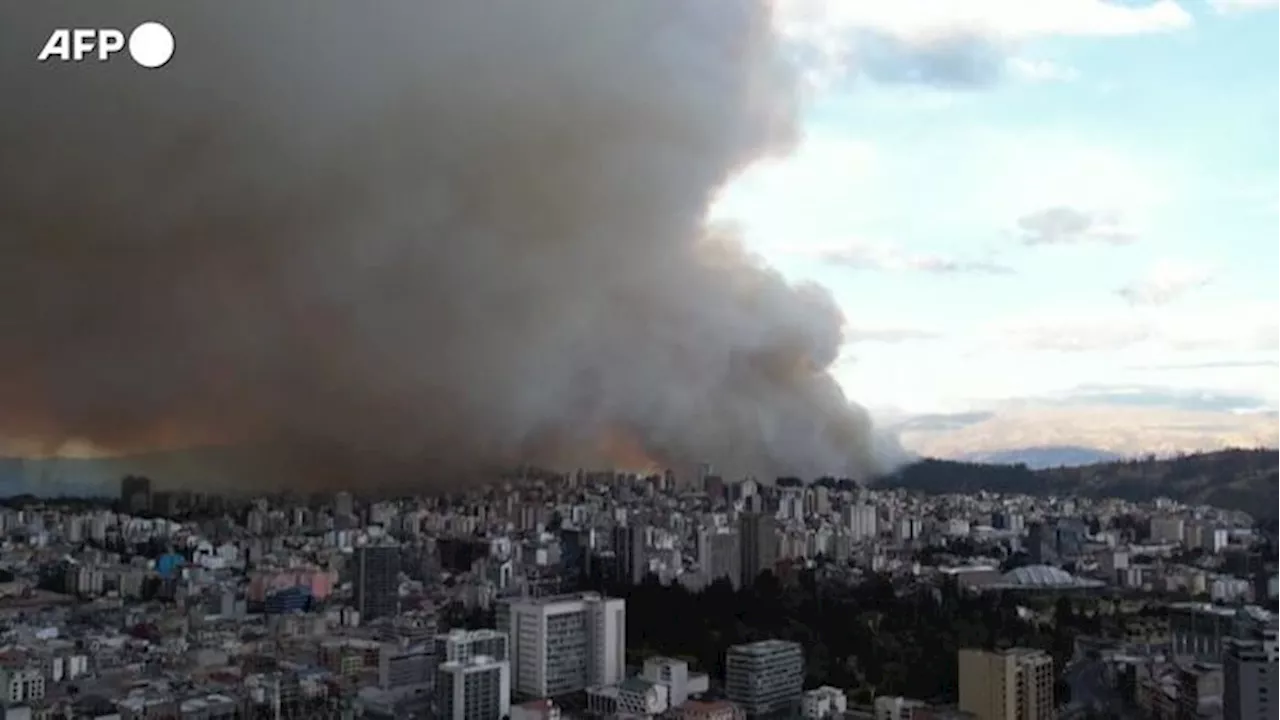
[0,1,1276,720]
[0,462,1273,720]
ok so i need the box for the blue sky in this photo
[714,0,1279,457]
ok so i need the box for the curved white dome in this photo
[1002,564,1076,587]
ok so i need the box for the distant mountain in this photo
[875,448,1279,519]
[960,445,1124,469]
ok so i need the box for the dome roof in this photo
[1002,564,1077,587]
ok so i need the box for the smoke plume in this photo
[0,1,893,488]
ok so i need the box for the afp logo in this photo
[38,22,174,68]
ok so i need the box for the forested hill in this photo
[874,448,1279,518]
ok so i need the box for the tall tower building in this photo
[120,475,152,514]
[1224,624,1278,720]
[957,648,1054,720]
[724,640,804,717]
[738,512,778,588]
[334,491,354,518]
[354,544,401,622]
[497,592,625,699]
[842,504,877,542]
[612,524,646,586]
[697,528,741,589]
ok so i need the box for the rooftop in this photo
[993,564,1105,590]
[728,639,802,655]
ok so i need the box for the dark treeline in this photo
[577,566,1104,705]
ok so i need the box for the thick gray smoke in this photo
[0,0,893,488]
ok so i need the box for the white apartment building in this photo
[724,639,804,717]
[498,592,625,699]
[842,504,877,542]
[801,686,847,719]
[438,655,511,720]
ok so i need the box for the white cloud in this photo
[844,325,941,343]
[992,303,1279,354]
[1116,259,1213,305]
[774,0,1192,87]
[1006,57,1080,83]
[1016,206,1137,245]
[1210,0,1279,13]
[776,0,1193,44]
[998,314,1152,351]
[894,403,1278,459]
[974,138,1168,235]
[798,239,1013,274]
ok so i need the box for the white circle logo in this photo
[128,22,174,69]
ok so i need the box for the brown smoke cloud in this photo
[0,1,897,489]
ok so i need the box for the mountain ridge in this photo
[876,447,1279,519]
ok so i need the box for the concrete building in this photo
[1150,515,1185,544]
[873,695,927,720]
[738,513,778,588]
[800,687,847,719]
[698,528,741,589]
[724,639,804,718]
[616,677,670,716]
[642,656,694,708]
[957,648,1054,720]
[120,475,151,515]
[1223,625,1277,720]
[612,524,646,586]
[1176,662,1223,720]
[498,592,625,699]
[436,629,509,664]
[437,655,510,720]
[353,544,401,622]
[1169,603,1274,662]
[379,643,433,692]
[843,505,877,542]
[0,669,44,705]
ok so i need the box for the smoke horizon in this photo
[0,1,901,489]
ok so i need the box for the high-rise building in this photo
[957,648,1054,720]
[354,544,401,622]
[738,513,778,588]
[334,491,354,518]
[842,504,877,542]
[612,524,646,586]
[1224,624,1278,720]
[1177,662,1224,720]
[697,528,741,589]
[497,592,625,699]
[120,475,151,514]
[724,639,804,718]
[437,655,511,720]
